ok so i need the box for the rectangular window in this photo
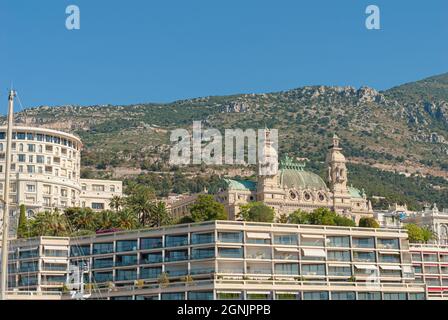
[165,234,188,247]
[191,247,215,260]
[328,266,352,277]
[140,237,163,250]
[116,269,137,281]
[303,291,329,300]
[116,254,138,267]
[327,250,351,262]
[116,240,137,252]
[93,258,114,269]
[70,245,90,257]
[377,238,399,249]
[327,236,350,248]
[188,291,213,300]
[383,293,407,300]
[91,203,105,210]
[379,253,400,263]
[358,292,381,300]
[331,291,356,300]
[273,234,297,245]
[92,184,105,192]
[165,250,188,262]
[352,237,375,248]
[353,251,376,262]
[93,272,113,283]
[301,264,326,276]
[218,247,243,258]
[161,293,185,300]
[18,154,26,162]
[141,252,163,264]
[274,263,299,275]
[93,243,114,255]
[191,232,214,245]
[218,232,243,243]
[140,267,162,279]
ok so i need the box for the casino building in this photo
[217,134,373,223]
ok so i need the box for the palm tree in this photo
[70,208,96,231]
[125,185,156,225]
[29,211,69,237]
[115,209,140,230]
[94,210,117,231]
[109,196,125,212]
[148,202,172,227]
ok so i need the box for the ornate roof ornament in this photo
[279,155,306,171]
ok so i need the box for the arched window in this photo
[19,143,24,151]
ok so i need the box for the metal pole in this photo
[0,90,15,300]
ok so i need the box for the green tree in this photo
[287,208,355,227]
[17,204,28,238]
[176,215,195,224]
[109,195,125,212]
[125,184,156,225]
[147,202,172,227]
[189,195,227,222]
[29,211,69,237]
[64,207,96,231]
[288,209,311,224]
[358,217,380,228]
[405,224,425,243]
[114,209,140,230]
[239,202,274,222]
[422,226,436,243]
[94,210,117,231]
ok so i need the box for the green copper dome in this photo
[224,179,257,191]
[279,156,328,190]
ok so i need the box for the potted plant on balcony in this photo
[348,275,356,282]
[182,275,194,286]
[158,272,170,288]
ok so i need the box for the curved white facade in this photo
[0,126,122,220]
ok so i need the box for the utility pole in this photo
[0,90,15,300]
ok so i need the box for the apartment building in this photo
[410,244,448,300]
[61,221,426,300]
[6,236,69,292]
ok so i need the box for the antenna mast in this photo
[0,90,16,300]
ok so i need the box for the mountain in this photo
[3,73,448,210]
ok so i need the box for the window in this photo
[92,184,105,192]
[116,254,138,267]
[28,144,36,152]
[273,234,297,245]
[358,292,381,300]
[274,263,299,275]
[327,250,350,262]
[383,293,407,300]
[379,253,400,263]
[141,252,163,264]
[70,245,90,257]
[110,185,116,192]
[218,247,243,258]
[191,247,215,260]
[409,293,425,300]
[37,155,44,164]
[327,236,350,248]
[91,203,105,210]
[353,251,376,262]
[93,272,113,283]
[165,234,188,247]
[140,267,162,279]
[161,292,185,300]
[93,243,114,254]
[331,291,355,300]
[423,254,438,262]
[377,238,399,249]
[27,165,35,173]
[18,154,26,162]
[352,237,375,248]
[218,232,243,243]
[328,266,352,276]
[424,266,440,274]
[411,253,422,262]
[188,291,213,300]
[217,292,242,300]
[116,269,137,281]
[302,291,329,300]
[93,258,114,269]
[191,232,214,245]
[26,184,36,193]
[140,237,163,250]
[301,264,326,276]
[165,250,188,262]
[116,240,137,252]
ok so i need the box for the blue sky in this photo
[0,0,447,113]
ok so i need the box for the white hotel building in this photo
[0,126,122,232]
